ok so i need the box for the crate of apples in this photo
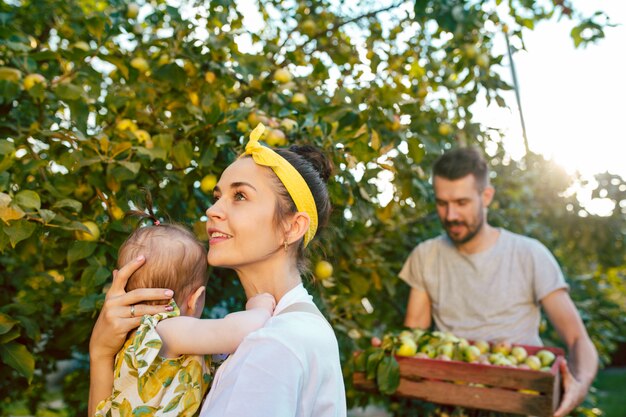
[353,330,564,417]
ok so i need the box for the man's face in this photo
[433,174,492,245]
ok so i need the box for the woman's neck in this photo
[235,261,302,302]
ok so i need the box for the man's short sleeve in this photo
[529,239,569,303]
[399,245,427,291]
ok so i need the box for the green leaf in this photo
[3,221,36,247]
[132,405,160,416]
[376,355,400,395]
[53,198,82,212]
[171,140,192,169]
[0,342,35,382]
[136,146,167,161]
[163,393,183,413]
[37,209,56,224]
[152,63,187,89]
[407,138,425,164]
[0,327,20,344]
[67,241,97,264]
[152,134,174,152]
[366,348,384,380]
[0,81,20,105]
[118,161,141,175]
[54,83,83,101]
[0,313,18,335]
[0,204,25,223]
[15,190,41,210]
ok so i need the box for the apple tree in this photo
[0,0,622,415]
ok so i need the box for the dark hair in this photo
[266,145,333,273]
[432,147,489,190]
[120,196,208,306]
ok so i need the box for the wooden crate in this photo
[353,344,564,417]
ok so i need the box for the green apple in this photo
[511,346,528,363]
[492,341,512,356]
[301,19,316,36]
[23,73,46,90]
[524,355,542,371]
[291,92,307,104]
[280,118,298,133]
[396,338,417,357]
[133,129,151,144]
[200,174,217,194]
[419,344,436,358]
[127,3,140,19]
[476,53,490,68]
[488,352,504,364]
[536,350,556,367]
[75,221,100,241]
[462,345,481,363]
[437,123,452,136]
[273,68,292,83]
[437,343,454,358]
[265,128,287,146]
[473,340,490,354]
[204,71,216,84]
[130,57,149,74]
[314,260,333,280]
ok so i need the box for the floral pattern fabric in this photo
[95,301,212,417]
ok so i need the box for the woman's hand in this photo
[89,255,174,360]
[88,255,173,416]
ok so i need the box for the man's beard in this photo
[444,212,484,245]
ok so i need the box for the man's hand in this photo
[554,359,587,417]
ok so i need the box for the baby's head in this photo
[119,223,208,318]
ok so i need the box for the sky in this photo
[476,0,626,180]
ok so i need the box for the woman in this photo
[88,124,347,417]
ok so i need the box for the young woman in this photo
[88,124,347,417]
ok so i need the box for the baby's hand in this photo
[246,293,276,313]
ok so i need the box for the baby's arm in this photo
[156,293,275,357]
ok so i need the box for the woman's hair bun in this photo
[288,144,333,183]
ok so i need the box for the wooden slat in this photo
[353,373,553,417]
[396,356,556,392]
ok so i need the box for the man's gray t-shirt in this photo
[399,229,568,345]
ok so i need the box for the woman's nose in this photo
[206,201,224,220]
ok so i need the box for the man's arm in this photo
[541,289,598,417]
[404,288,432,329]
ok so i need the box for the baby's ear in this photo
[187,286,206,314]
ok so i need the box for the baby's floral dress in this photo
[95,301,213,417]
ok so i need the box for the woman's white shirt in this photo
[199,283,347,417]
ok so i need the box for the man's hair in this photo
[432,147,489,190]
[119,224,208,306]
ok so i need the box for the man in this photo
[400,147,598,417]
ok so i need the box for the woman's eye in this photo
[234,192,246,201]
[212,194,221,201]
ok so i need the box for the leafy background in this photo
[0,0,624,415]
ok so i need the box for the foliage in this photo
[0,0,623,415]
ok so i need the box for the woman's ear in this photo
[187,286,206,316]
[284,212,310,245]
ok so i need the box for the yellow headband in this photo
[241,123,318,247]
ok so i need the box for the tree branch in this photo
[276,1,405,60]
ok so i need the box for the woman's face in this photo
[205,157,284,268]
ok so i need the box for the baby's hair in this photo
[119,193,208,306]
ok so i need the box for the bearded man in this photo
[400,147,597,417]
